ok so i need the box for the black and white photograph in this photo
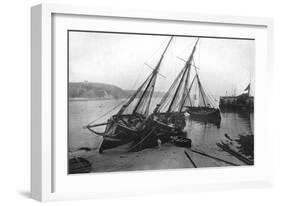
[68,31,254,174]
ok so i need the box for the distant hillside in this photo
[69,82,166,100]
[125,90,165,98]
[69,82,129,99]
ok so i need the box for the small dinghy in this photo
[172,136,192,148]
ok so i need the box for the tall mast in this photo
[197,75,207,107]
[180,73,198,109]
[116,73,152,116]
[153,68,185,113]
[179,61,192,111]
[132,36,174,114]
[167,38,199,112]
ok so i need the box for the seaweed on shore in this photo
[235,134,254,160]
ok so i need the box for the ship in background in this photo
[219,83,254,111]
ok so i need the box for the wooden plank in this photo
[184,151,197,168]
[216,143,254,165]
[190,149,239,166]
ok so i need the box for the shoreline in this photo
[69,142,247,173]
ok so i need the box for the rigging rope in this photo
[87,100,127,126]
[191,58,218,108]
[131,64,146,92]
[127,128,156,152]
[145,37,171,67]
[87,37,173,126]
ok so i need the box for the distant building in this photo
[219,84,254,111]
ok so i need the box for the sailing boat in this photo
[153,37,220,123]
[183,43,221,121]
[149,39,200,136]
[86,36,174,153]
[184,71,221,121]
[118,38,200,150]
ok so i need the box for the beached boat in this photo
[151,39,199,132]
[86,37,174,153]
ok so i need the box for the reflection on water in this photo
[185,110,253,158]
[69,99,254,158]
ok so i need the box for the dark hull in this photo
[89,112,187,153]
[89,114,148,153]
[128,116,187,152]
[142,113,187,146]
[151,119,185,138]
[186,107,221,120]
[101,124,146,152]
[98,136,136,153]
[99,114,186,153]
[153,112,186,130]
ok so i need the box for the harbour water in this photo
[69,98,253,158]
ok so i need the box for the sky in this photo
[69,31,255,96]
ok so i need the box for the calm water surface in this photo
[69,98,253,153]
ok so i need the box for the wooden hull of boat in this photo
[128,117,186,151]
[87,114,147,153]
[101,115,186,153]
[147,117,187,146]
[154,112,186,130]
[92,113,185,153]
[99,137,136,153]
[186,107,221,120]
[99,121,144,153]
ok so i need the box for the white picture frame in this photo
[31,3,274,202]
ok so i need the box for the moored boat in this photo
[185,106,221,120]
[183,58,221,121]
[86,37,174,153]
